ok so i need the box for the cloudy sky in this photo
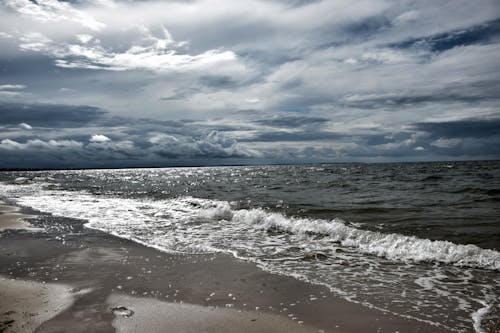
[0,0,499,168]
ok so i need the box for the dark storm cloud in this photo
[0,103,107,127]
[389,18,500,52]
[411,118,500,139]
[0,101,259,168]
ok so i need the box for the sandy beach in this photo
[0,202,463,332]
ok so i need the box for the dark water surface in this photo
[1,160,499,331]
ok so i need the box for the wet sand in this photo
[0,202,38,231]
[0,276,74,332]
[0,202,453,333]
[108,294,315,333]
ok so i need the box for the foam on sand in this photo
[108,293,320,333]
[0,276,75,333]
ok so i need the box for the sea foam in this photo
[230,208,499,270]
[2,183,498,271]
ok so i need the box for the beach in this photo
[0,202,454,333]
[0,162,498,332]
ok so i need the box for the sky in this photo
[0,0,499,168]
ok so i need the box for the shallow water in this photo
[1,161,499,331]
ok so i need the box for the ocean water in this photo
[1,161,499,332]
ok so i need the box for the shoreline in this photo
[0,202,456,332]
[0,201,39,231]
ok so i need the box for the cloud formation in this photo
[0,0,499,167]
[4,0,105,30]
[89,134,110,143]
[0,84,26,97]
[17,28,239,72]
[18,122,32,130]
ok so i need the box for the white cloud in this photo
[393,11,420,26]
[0,84,26,97]
[90,134,111,143]
[18,28,241,73]
[0,84,26,90]
[4,0,105,31]
[360,49,414,65]
[0,139,22,150]
[76,34,93,44]
[0,32,13,39]
[244,98,260,104]
[19,32,53,52]
[18,123,32,130]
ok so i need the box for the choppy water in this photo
[1,161,499,331]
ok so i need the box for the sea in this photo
[1,160,499,332]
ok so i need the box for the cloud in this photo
[0,84,25,90]
[0,100,499,168]
[411,118,500,139]
[18,122,32,130]
[0,130,259,168]
[0,137,138,168]
[244,131,343,142]
[1,1,499,166]
[149,131,259,158]
[17,26,242,73]
[389,18,500,53]
[430,138,462,149]
[392,11,420,26]
[0,84,26,96]
[0,138,83,151]
[254,116,330,128]
[0,31,13,39]
[0,103,107,127]
[4,0,105,31]
[0,101,261,168]
[89,134,110,143]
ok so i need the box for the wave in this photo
[3,182,498,271]
[227,206,499,270]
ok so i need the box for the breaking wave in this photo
[3,184,498,271]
